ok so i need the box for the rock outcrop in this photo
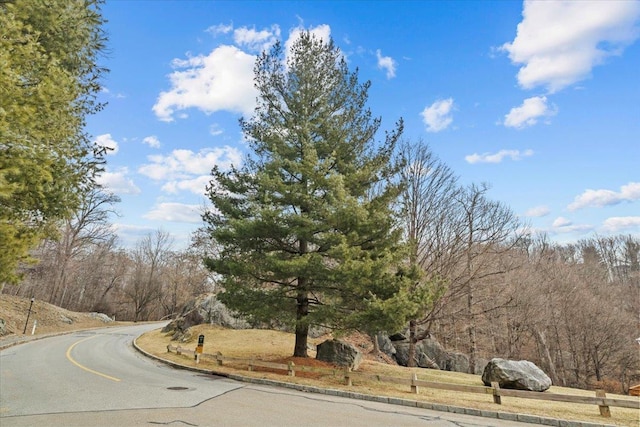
[89,312,113,323]
[162,293,250,341]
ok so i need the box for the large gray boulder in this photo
[392,343,413,366]
[446,352,469,373]
[375,333,396,359]
[316,339,363,370]
[482,358,552,392]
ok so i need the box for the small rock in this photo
[0,318,7,336]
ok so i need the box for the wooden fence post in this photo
[248,358,254,371]
[216,351,223,366]
[288,361,295,377]
[596,390,611,417]
[491,382,502,404]
[411,373,419,394]
[167,345,171,353]
[344,367,352,386]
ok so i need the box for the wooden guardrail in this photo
[166,344,639,418]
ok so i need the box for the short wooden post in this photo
[248,359,254,371]
[491,382,502,404]
[411,373,419,394]
[176,346,182,355]
[288,361,295,377]
[344,367,352,386]
[216,351,223,366]
[195,353,200,364]
[596,390,611,417]
[167,344,171,353]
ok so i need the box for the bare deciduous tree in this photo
[123,230,173,321]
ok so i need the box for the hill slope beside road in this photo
[0,294,121,348]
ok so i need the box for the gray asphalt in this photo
[0,324,538,426]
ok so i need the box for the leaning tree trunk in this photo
[408,319,417,367]
[532,326,559,384]
[467,287,477,374]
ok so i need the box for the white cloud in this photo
[139,147,242,181]
[206,23,233,36]
[501,0,640,92]
[465,149,534,164]
[568,182,640,211]
[100,87,126,99]
[162,175,213,196]
[376,49,397,79]
[234,25,280,52]
[144,203,203,223]
[153,45,257,122]
[209,124,224,136]
[551,216,594,234]
[524,205,550,217]
[552,216,572,228]
[142,135,161,148]
[111,223,156,248]
[96,167,141,195]
[94,133,119,155]
[421,98,454,132]
[602,216,640,232]
[503,96,557,129]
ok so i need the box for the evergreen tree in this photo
[205,32,413,357]
[0,0,107,287]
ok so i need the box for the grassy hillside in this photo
[0,294,121,337]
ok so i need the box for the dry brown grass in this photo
[0,294,129,337]
[138,325,640,427]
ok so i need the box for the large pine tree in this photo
[205,32,413,357]
[0,0,107,287]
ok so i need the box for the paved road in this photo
[0,324,536,426]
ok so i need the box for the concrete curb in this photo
[0,322,154,351]
[0,331,77,351]
[132,337,617,427]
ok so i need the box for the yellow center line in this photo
[65,335,121,382]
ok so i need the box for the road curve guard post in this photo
[195,334,205,363]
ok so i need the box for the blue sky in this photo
[89,0,640,248]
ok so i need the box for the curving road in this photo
[0,323,535,426]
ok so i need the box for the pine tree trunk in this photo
[294,288,309,357]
